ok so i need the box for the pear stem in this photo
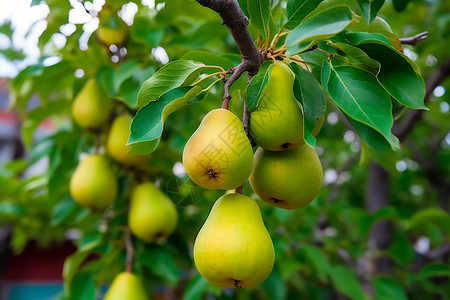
[125,225,134,273]
[235,186,242,194]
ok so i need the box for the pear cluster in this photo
[69,78,178,298]
[183,109,275,288]
[249,62,323,210]
[183,61,323,289]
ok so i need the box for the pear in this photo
[129,182,178,243]
[70,154,118,210]
[97,6,128,45]
[104,272,149,300]
[194,193,274,288]
[106,114,150,168]
[182,108,253,190]
[249,62,305,151]
[72,78,112,129]
[249,144,322,210]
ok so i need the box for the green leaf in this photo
[348,117,398,153]
[355,43,427,110]
[329,265,366,300]
[416,263,450,280]
[128,86,205,154]
[392,0,410,12]
[284,0,323,29]
[321,60,399,150]
[182,273,209,300]
[181,51,234,70]
[299,244,330,282]
[238,0,249,17]
[51,195,76,226]
[406,208,450,233]
[247,0,271,37]
[69,273,96,300]
[261,267,287,300]
[137,60,204,107]
[63,250,91,294]
[345,32,393,47]
[373,277,407,300]
[286,5,353,54]
[329,42,380,70]
[138,247,179,285]
[356,0,386,24]
[290,63,326,146]
[246,61,273,111]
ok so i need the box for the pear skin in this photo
[250,144,322,210]
[70,155,118,210]
[72,78,112,129]
[182,109,253,190]
[104,272,149,300]
[106,114,150,168]
[193,193,274,288]
[249,62,305,151]
[129,182,178,243]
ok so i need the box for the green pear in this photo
[129,182,178,243]
[249,144,322,210]
[194,193,274,288]
[182,108,253,190]
[72,78,112,129]
[106,114,150,168]
[104,272,149,300]
[249,62,304,151]
[70,154,118,210]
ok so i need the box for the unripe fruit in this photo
[250,144,322,209]
[70,155,118,210]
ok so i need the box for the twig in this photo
[125,225,134,273]
[399,31,428,46]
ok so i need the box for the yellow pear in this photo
[194,193,274,288]
[250,144,322,210]
[182,108,253,190]
[72,78,112,129]
[106,114,150,168]
[104,272,149,300]
[70,154,118,210]
[129,182,178,243]
[249,62,305,151]
[96,5,128,45]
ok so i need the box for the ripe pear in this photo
[182,109,253,190]
[250,144,322,210]
[194,193,274,288]
[249,62,305,151]
[106,114,150,168]
[129,182,178,243]
[70,154,118,210]
[104,272,149,300]
[72,78,112,129]
[96,6,128,45]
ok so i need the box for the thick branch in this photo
[394,59,450,140]
[196,0,265,103]
[399,31,428,46]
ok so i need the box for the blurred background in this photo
[0,0,449,299]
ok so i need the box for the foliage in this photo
[0,0,449,299]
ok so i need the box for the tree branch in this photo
[399,31,428,46]
[196,0,265,105]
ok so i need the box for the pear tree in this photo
[1,0,449,299]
